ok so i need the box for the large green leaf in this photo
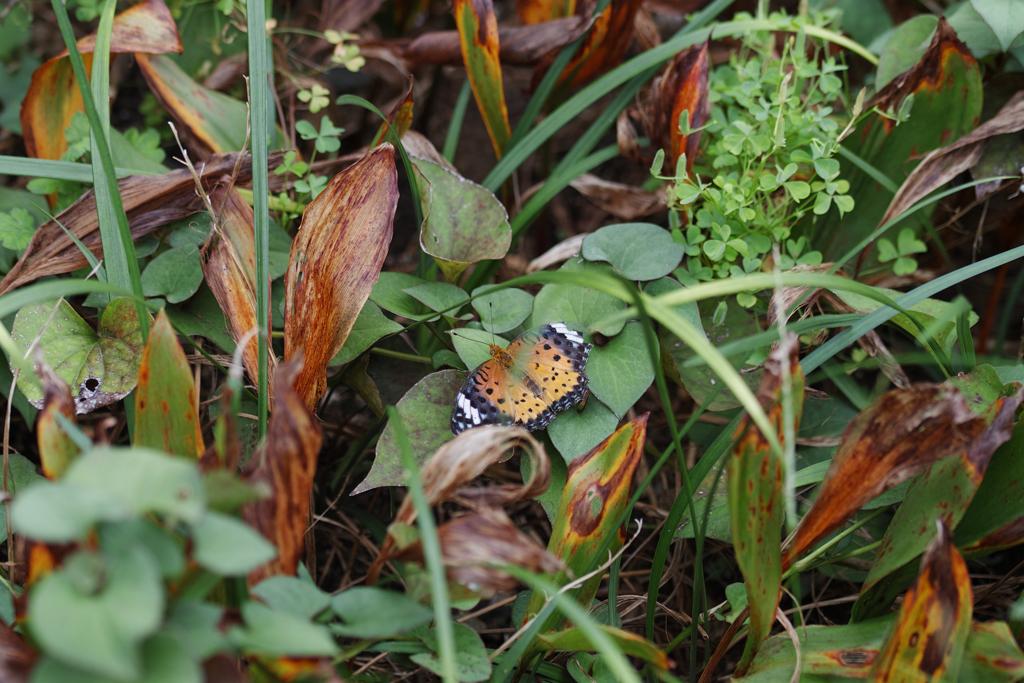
[956,419,1024,546]
[332,587,434,639]
[586,321,655,418]
[547,398,619,464]
[412,623,491,683]
[876,15,938,89]
[531,258,628,336]
[252,575,332,621]
[413,158,511,283]
[329,302,403,367]
[228,601,338,658]
[191,511,276,576]
[29,548,164,680]
[581,223,685,281]
[471,285,534,334]
[11,297,147,413]
[140,246,203,303]
[354,369,464,494]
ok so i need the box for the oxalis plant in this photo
[660,11,860,306]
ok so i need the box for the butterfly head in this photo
[489,344,514,368]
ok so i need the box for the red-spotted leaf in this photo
[133,310,203,459]
[454,0,512,159]
[729,335,804,674]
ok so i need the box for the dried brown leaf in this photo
[241,357,323,584]
[284,144,398,412]
[393,508,564,598]
[368,425,550,583]
[569,173,666,220]
[0,621,37,683]
[397,16,590,66]
[0,153,272,296]
[880,90,1024,226]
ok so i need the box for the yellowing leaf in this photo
[868,521,972,682]
[35,359,80,479]
[454,0,512,159]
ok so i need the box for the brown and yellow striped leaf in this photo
[454,0,512,159]
[371,75,415,147]
[517,0,575,24]
[133,310,203,459]
[202,181,276,403]
[729,335,804,674]
[284,144,398,412]
[868,521,972,682]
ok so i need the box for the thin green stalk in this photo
[783,507,888,578]
[369,348,432,364]
[0,156,152,181]
[49,0,148,340]
[387,408,457,683]
[247,0,271,438]
[443,80,472,163]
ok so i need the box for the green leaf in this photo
[329,302,403,366]
[354,370,464,494]
[531,258,628,337]
[0,207,35,251]
[12,446,205,542]
[411,623,491,683]
[100,519,185,580]
[165,285,235,353]
[252,575,332,620]
[956,420,1024,547]
[547,398,619,464]
[894,256,918,275]
[580,223,685,281]
[331,586,434,638]
[969,0,1024,51]
[702,239,726,260]
[191,511,276,576]
[0,452,45,544]
[877,237,899,263]
[813,158,841,180]
[586,322,655,419]
[876,15,938,89]
[228,601,339,657]
[897,227,927,255]
[29,548,164,680]
[11,298,147,412]
[404,282,470,321]
[451,328,508,371]
[413,158,511,283]
[784,180,810,200]
[471,285,534,334]
[812,192,832,215]
[371,272,430,318]
[164,600,225,662]
[141,246,204,304]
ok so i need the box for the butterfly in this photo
[451,322,593,435]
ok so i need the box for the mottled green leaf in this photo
[531,258,628,336]
[329,302,403,367]
[581,223,685,281]
[11,298,147,413]
[586,322,655,418]
[472,285,534,334]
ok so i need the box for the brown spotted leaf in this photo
[0,152,270,296]
[19,0,181,165]
[522,414,648,634]
[783,383,989,570]
[516,0,574,24]
[367,425,549,583]
[202,182,276,401]
[539,626,671,671]
[868,521,972,682]
[284,144,398,412]
[729,335,804,675]
[393,508,563,598]
[134,310,203,459]
[241,357,323,585]
[34,357,79,480]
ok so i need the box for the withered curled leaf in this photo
[284,144,398,412]
[783,383,989,570]
[393,508,564,598]
[241,356,323,585]
[368,425,549,583]
[650,39,709,175]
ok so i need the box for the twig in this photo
[775,606,801,683]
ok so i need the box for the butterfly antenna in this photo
[488,302,496,346]
[450,330,490,347]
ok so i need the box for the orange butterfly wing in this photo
[450,358,516,434]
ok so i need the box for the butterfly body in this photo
[451,322,593,435]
